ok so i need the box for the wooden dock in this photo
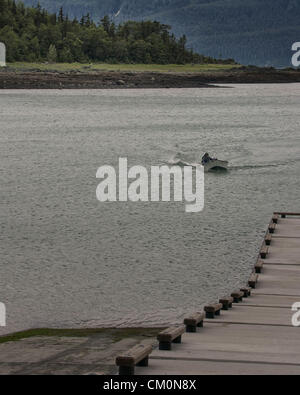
[119,213,300,375]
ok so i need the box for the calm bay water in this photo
[0,84,300,335]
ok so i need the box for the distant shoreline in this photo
[0,65,299,89]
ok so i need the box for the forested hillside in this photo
[21,0,300,66]
[0,0,227,63]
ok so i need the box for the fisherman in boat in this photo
[201,152,212,165]
[201,153,228,172]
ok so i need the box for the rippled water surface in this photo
[1,84,300,334]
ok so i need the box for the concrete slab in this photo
[0,337,86,363]
[266,249,300,265]
[149,323,300,365]
[263,260,300,266]
[270,238,300,248]
[253,266,300,296]
[0,362,109,376]
[136,358,300,375]
[237,294,297,308]
[0,332,158,375]
[278,218,300,225]
[262,237,300,265]
[208,306,293,326]
[252,286,300,297]
[0,363,28,375]
[272,224,300,238]
[53,338,148,365]
[261,264,300,279]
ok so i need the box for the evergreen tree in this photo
[0,0,234,64]
[58,6,64,23]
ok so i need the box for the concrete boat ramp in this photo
[130,213,300,375]
[1,213,299,375]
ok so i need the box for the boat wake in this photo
[166,152,199,168]
[230,158,300,171]
[230,164,279,171]
[165,152,300,172]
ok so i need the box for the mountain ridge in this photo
[22,0,300,66]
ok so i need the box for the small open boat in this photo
[203,159,228,172]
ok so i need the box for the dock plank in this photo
[272,223,300,238]
[144,324,300,365]
[269,238,300,248]
[236,294,297,308]
[265,249,300,265]
[136,359,300,375]
[258,236,300,266]
[210,306,293,326]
